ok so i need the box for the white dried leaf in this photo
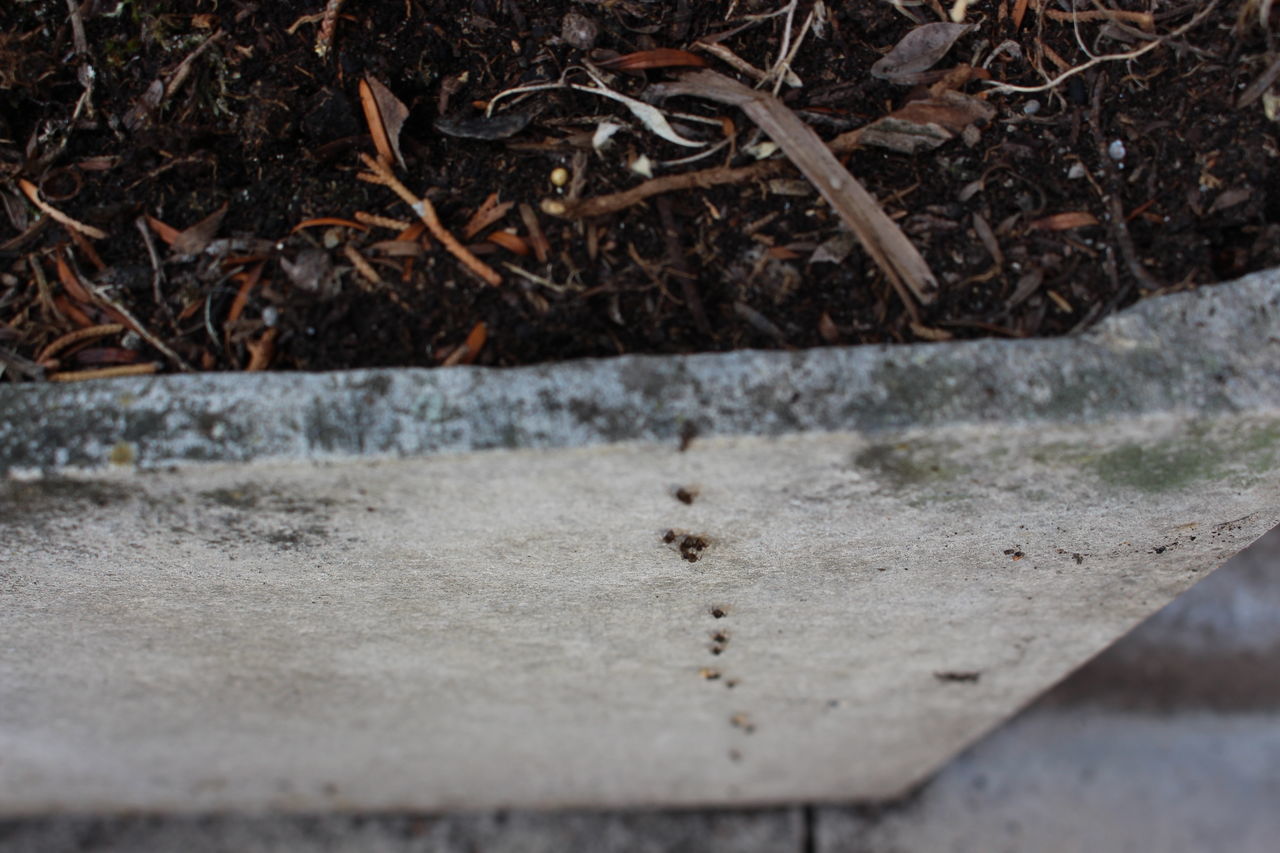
[810,230,857,264]
[572,82,706,148]
[870,22,973,84]
[592,121,624,151]
[745,140,779,159]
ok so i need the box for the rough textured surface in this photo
[816,524,1280,853]
[0,809,805,853]
[2,269,1279,477]
[2,530,1276,851]
[1,271,1279,814]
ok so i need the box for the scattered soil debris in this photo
[2,1,1278,382]
[934,670,982,683]
[663,528,709,562]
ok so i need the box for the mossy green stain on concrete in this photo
[200,487,260,510]
[1096,443,1217,493]
[855,441,968,490]
[1094,422,1280,493]
[852,416,1280,503]
[0,479,124,522]
[108,441,136,466]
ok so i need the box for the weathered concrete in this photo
[816,523,1280,853]
[4,530,1277,850]
[0,809,806,853]
[1,269,1279,813]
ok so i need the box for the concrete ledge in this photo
[2,268,1278,475]
[2,270,1279,813]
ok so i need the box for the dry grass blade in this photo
[652,70,938,308]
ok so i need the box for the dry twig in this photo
[543,159,792,219]
[1088,72,1161,295]
[359,154,502,286]
[48,363,160,382]
[74,262,196,372]
[316,0,345,56]
[17,179,106,239]
[986,1,1219,94]
[37,324,125,363]
[647,70,938,308]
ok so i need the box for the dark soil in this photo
[1,1,1278,379]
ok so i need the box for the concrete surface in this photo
[0,808,807,853]
[816,521,1280,853]
[3,528,1276,852]
[2,269,1279,813]
[3,268,1280,476]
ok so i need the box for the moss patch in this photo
[1094,421,1280,493]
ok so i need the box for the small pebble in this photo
[561,11,598,50]
[262,306,279,328]
[1022,100,1041,116]
[1067,162,1086,179]
[1108,139,1126,161]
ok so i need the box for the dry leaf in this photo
[171,202,228,256]
[596,49,708,70]
[484,70,707,148]
[282,247,341,299]
[435,110,536,140]
[487,230,531,255]
[367,240,425,257]
[818,312,840,344]
[245,327,278,372]
[1030,211,1100,231]
[145,215,182,246]
[462,321,487,364]
[1209,186,1252,213]
[858,90,996,154]
[1012,0,1030,30]
[870,23,974,84]
[361,76,409,169]
[652,70,938,308]
[463,193,516,239]
[909,322,954,341]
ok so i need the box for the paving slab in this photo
[2,270,1279,813]
[0,808,805,853]
[4,529,1276,850]
[816,524,1280,853]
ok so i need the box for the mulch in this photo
[1,0,1277,380]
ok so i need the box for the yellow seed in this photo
[549,167,570,187]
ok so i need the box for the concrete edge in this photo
[2,268,1278,475]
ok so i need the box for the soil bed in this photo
[1,0,1277,378]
